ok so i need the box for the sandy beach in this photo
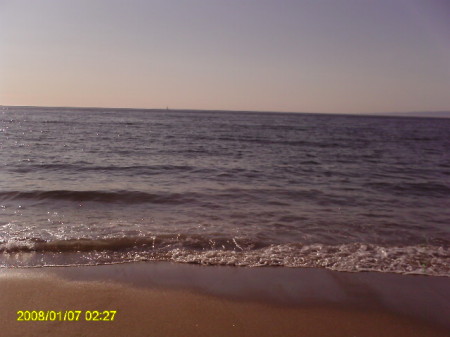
[1,263,449,337]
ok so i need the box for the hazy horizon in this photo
[3,104,450,119]
[1,0,449,114]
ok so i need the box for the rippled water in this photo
[1,106,449,275]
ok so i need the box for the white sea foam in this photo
[0,238,448,276]
[0,239,36,252]
[166,243,449,276]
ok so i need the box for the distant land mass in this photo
[368,111,450,118]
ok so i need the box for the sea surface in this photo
[1,106,449,275]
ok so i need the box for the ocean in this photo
[1,106,449,275]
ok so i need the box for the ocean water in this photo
[1,106,449,275]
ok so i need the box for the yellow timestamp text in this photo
[17,310,117,322]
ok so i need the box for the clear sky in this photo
[1,0,449,114]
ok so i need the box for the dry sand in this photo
[0,263,449,337]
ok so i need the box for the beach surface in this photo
[1,263,449,337]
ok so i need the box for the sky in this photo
[0,0,449,114]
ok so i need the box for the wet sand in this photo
[0,263,449,337]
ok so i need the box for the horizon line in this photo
[1,104,449,118]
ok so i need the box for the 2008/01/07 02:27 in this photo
[17,310,117,321]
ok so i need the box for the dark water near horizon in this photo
[1,106,449,275]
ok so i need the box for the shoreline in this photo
[1,262,449,336]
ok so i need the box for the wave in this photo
[0,235,266,253]
[1,236,448,276]
[0,190,197,204]
[191,135,349,149]
[366,181,450,197]
[9,163,195,174]
[0,188,354,205]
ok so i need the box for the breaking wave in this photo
[1,236,448,276]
